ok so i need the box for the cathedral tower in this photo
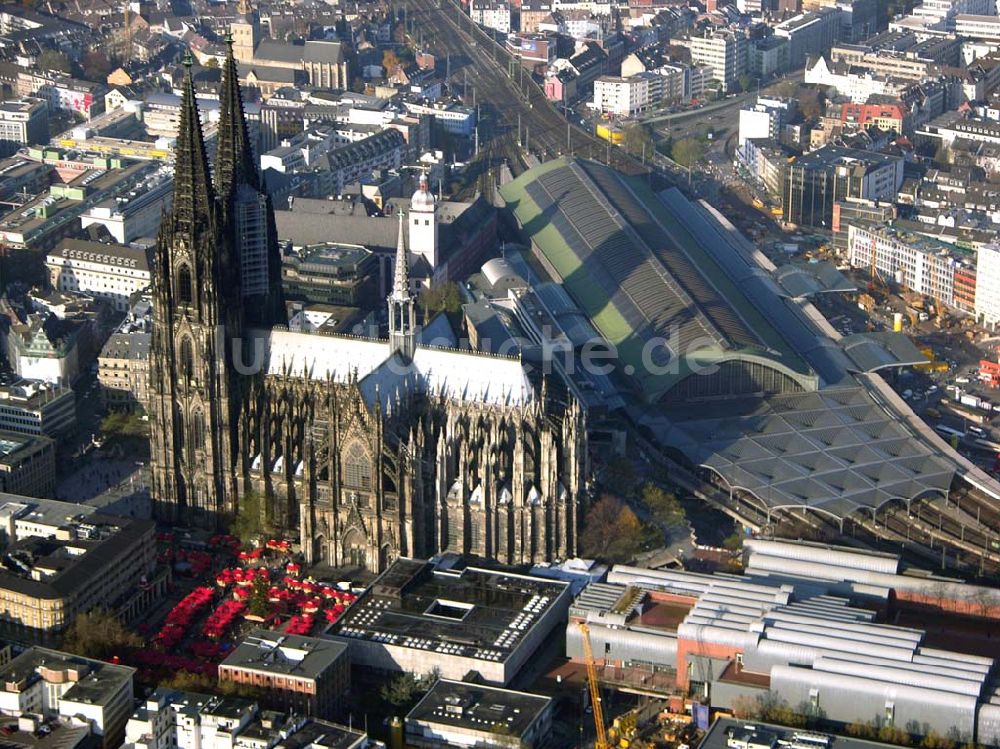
[149,55,243,525]
[216,36,285,326]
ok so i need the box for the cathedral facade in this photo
[148,46,588,572]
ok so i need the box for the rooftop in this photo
[330,558,568,663]
[221,630,348,679]
[406,679,551,737]
[0,647,134,707]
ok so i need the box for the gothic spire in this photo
[215,34,258,200]
[170,53,216,246]
[391,209,410,302]
[388,209,416,360]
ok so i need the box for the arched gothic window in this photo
[177,264,193,305]
[191,409,205,450]
[179,337,194,380]
[344,442,371,490]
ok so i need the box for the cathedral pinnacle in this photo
[391,209,410,302]
[170,51,216,247]
[215,32,259,200]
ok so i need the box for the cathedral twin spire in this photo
[170,53,216,250]
[216,34,259,201]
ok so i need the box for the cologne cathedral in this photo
[148,44,588,572]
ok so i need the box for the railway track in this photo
[408,0,648,179]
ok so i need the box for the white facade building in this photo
[805,56,908,102]
[592,74,655,116]
[0,647,135,747]
[847,224,960,306]
[471,0,511,33]
[976,242,1000,327]
[684,31,747,93]
[80,177,173,245]
[46,239,151,312]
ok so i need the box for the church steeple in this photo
[215,34,258,201]
[388,210,416,360]
[170,53,216,248]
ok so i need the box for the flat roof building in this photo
[406,680,554,749]
[329,557,571,685]
[218,631,350,719]
[0,647,135,748]
[0,380,76,438]
[0,98,48,147]
[0,496,157,644]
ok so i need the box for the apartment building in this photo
[471,0,511,33]
[592,73,658,115]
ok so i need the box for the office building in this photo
[330,558,571,685]
[0,496,158,643]
[0,380,75,437]
[0,431,56,498]
[0,648,135,747]
[46,240,152,313]
[282,243,378,308]
[126,691,366,749]
[847,224,967,307]
[684,31,748,93]
[784,145,904,228]
[774,8,841,69]
[218,631,350,719]
[0,98,48,146]
[406,680,554,749]
[976,241,1000,328]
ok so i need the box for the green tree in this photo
[379,670,437,709]
[580,496,646,562]
[419,282,462,318]
[621,122,655,160]
[101,410,149,439]
[671,138,705,169]
[231,490,272,545]
[722,530,743,551]
[641,483,685,527]
[61,609,142,660]
[38,49,72,74]
[737,74,752,93]
[248,574,271,618]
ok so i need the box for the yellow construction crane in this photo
[579,622,609,749]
